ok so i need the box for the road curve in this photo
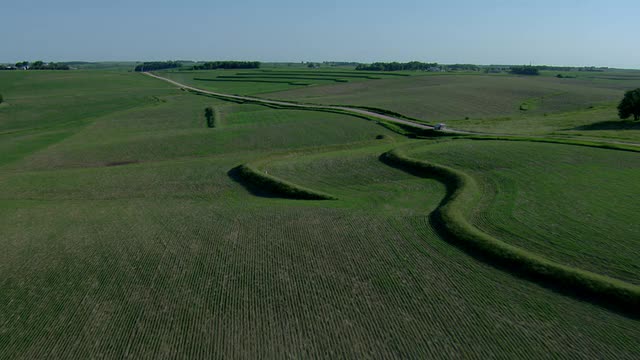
[144,72,437,131]
[143,72,640,146]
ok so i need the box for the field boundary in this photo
[381,146,640,317]
[456,135,640,152]
[229,162,337,200]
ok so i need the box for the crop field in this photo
[159,68,412,95]
[265,71,640,140]
[1,69,640,358]
[405,140,640,284]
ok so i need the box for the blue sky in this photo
[1,0,638,68]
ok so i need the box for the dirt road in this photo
[144,72,437,131]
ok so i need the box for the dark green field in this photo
[0,67,639,358]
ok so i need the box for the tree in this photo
[618,89,640,121]
[204,107,215,127]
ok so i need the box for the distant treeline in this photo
[1,61,70,70]
[134,61,181,72]
[536,65,608,72]
[323,61,360,66]
[356,61,439,71]
[445,64,481,71]
[510,66,540,75]
[193,61,261,70]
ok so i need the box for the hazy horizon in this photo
[2,0,639,69]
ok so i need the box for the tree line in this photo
[192,61,260,70]
[1,61,70,70]
[134,61,181,72]
[356,61,439,71]
[509,66,540,75]
[445,64,481,71]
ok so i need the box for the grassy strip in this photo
[382,147,640,316]
[194,77,310,86]
[257,69,411,77]
[218,75,349,82]
[460,135,640,153]
[231,163,337,200]
[234,72,381,79]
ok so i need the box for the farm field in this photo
[405,140,640,284]
[1,69,639,358]
[264,70,640,141]
[158,68,412,95]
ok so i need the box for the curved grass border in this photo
[231,163,337,201]
[458,135,640,153]
[381,147,640,316]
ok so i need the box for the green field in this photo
[158,68,413,95]
[265,70,640,141]
[405,140,640,284]
[1,68,639,358]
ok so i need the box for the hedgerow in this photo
[231,163,337,200]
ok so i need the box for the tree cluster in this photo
[30,61,70,70]
[356,61,439,71]
[509,66,540,75]
[205,107,215,128]
[618,88,640,121]
[193,61,260,70]
[134,61,181,72]
[2,61,70,70]
[444,64,480,71]
[323,61,360,66]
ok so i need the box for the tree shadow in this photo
[569,120,640,131]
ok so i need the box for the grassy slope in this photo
[407,140,640,284]
[1,71,639,358]
[0,71,176,167]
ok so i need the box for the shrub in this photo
[204,107,215,128]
